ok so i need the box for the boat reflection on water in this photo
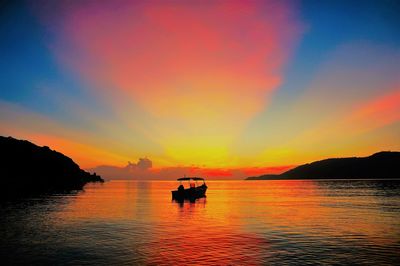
[174,196,207,208]
[171,177,207,203]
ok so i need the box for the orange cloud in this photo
[242,165,295,176]
[199,168,233,177]
[0,101,129,168]
[89,158,295,180]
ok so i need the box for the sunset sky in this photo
[1,0,399,179]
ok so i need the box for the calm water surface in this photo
[1,180,400,265]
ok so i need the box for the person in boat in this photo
[178,184,184,192]
[190,182,195,188]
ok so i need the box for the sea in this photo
[1,180,399,265]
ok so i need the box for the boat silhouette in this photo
[171,177,207,202]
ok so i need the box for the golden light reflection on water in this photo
[53,180,400,265]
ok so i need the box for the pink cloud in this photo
[348,87,400,129]
[33,0,303,168]
[44,0,302,120]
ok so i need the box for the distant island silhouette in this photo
[246,152,400,180]
[0,136,103,198]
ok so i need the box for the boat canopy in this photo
[177,177,205,181]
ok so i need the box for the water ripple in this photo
[1,180,400,265]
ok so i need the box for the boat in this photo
[171,177,207,201]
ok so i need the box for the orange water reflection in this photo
[56,180,400,265]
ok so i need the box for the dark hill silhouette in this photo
[0,136,103,198]
[246,152,400,180]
